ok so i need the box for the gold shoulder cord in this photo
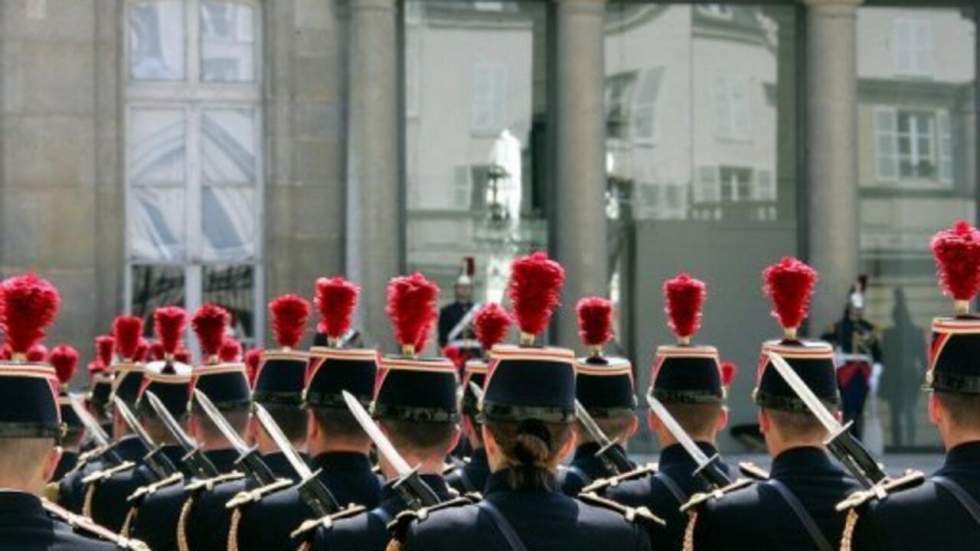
[177,495,195,551]
[119,506,139,538]
[227,507,243,551]
[81,483,98,518]
[682,511,698,551]
[386,539,406,551]
[839,508,859,551]
[296,542,311,551]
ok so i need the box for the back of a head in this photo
[664,402,723,441]
[264,402,308,445]
[383,419,457,459]
[311,407,369,448]
[194,403,251,444]
[0,437,53,488]
[935,391,980,435]
[764,408,828,445]
[486,418,573,491]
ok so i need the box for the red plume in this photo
[49,344,79,384]
[244,348,263,385]
[149,341,165,362]
[0,273,61,355]
[442,345,469,372]
[192,304,230,359]
[720,361,738,387]
[174,348,192,364]
[507,252,565,337]
[931,220,980,303]
[385,273,439,351]
[0,344,10,361]
[763,257,818,332]
[219,338,242,362]
[663,273,706,340]
[314,277,360,340]
[269,295,310,349]
[134,338,150,362]
[576,297,613,348]
[27,344,48,363]
[87,360,105,375]
[96,335,115,367]
[474,303,512,351]
[154,307,187,355]
[113,316,143,361]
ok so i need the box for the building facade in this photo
[0,0,975,451]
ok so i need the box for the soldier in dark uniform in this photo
[437,257,480,349]
[588,273,734,550]
[446,302,512,494]
[560,296,638,496]
[128,304,251,551]
[391,253,661,551]
[0,272,147,550]
[297,276,463,550]
[59,319,150,515]
[821,275,882,440]
[50,345,84,481]
[232,293,382,551]
[844,220,980,551]
[686,257,861,550]
[87,307,194,534]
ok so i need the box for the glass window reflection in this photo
[129,0,186,81]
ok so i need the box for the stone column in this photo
[805,0,862,332]
[347,0,399,350]
[553,0,608,348]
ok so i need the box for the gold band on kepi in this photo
[306,347,378,409]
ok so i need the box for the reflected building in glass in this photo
[0,0,977,453]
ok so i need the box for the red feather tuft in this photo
[931,220,980,302]
[26,344,48,363]
[763,257,818,331]
[134,338,149,363]
[314,277,360,340]
[192,304,230,359]
[385,273,439,350]
[95,335,115,367]
[474,303,512,351]
[0,344,10,361]
[0,273,61,355]
[219,337,242,362]
[113,316,143,361]
[244,348,263,385]
[576,297,614,348]
[49,344,79,384]
[269,295,310,349]
[149,341,165,361]
[663,274,707,340]
[174,348,192,364]
[442,345,470,372]
[87,360,105,375]
[507,252,565,337]
[154,307,187,355]
[720,361,738,387]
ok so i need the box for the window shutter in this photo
[874,107,899,182]
[938,110,953,185]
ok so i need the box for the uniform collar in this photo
[944,441,980,469]
[312,451,372,472]
[770,446,835,477]
[484,468,558,496]
[659,441,718,468]
[380,474,452,508]
[204,448,240,472]
[0,490,43,515]
[573,442,603,462]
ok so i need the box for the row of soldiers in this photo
[2,220,980,550]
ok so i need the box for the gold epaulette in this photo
[738,462,770,481]
[578,491,666,527]
[225,478,293,509]
[680,478,755,513]
[835,470,926,512]
[81,461,137,485]
[184,471,245,493]
[74,445,112,473]
[582,463,657,495]
[388,493,482,542]
[42,481,60,503]
[42,498,151,550]
[126,472,185,503]
[290,503,368,540]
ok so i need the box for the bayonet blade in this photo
[192,389,249,454]
[767,352,842,434]
[467,381,484,403]
[144,391,198,453]
[68,393,111,448]
[646,392,731,489]
[574,399,614,449]
[113,396,156,450]
[254,403,315,479]
[341,391,412,476]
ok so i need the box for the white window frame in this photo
[631,67,663,145]
[713,75,752,142]
[893,17,933,78]
[123,0,264,345]
[471,62,509,136]
[873,105,953,189]
[698,5,734,20]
